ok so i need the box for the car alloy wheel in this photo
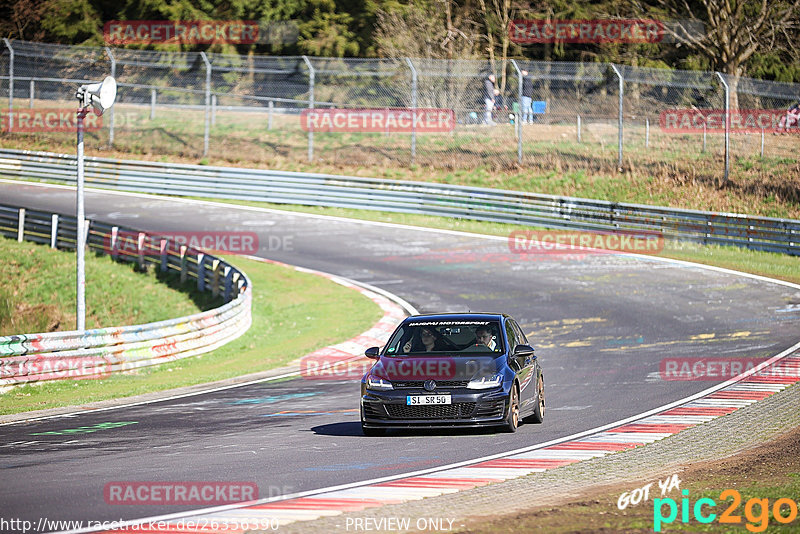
[529,375,545,424]
[505,386,519,432]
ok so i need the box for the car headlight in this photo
[467,373,503,389]
[366,374,393,390]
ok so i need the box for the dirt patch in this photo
[456,424,800,533]
[0,291,63,335]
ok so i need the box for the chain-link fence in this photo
[1,39,798,183]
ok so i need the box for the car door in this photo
[510,319,536,412]
[505,319,527,405]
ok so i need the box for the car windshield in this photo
[384,320,503,355]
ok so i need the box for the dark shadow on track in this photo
[312,422,503,437]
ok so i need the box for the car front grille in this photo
[386,402,476,419]
[392,380,470,389]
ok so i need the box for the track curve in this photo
[1,181,799,529]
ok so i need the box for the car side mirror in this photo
[513,345,535,358]
[365,347,381,360]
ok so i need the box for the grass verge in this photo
[0,249,383,415]
[456,421,800,533]
[0,236,223,335]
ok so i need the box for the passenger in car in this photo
[403,327,449,352]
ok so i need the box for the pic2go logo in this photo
[654,489,799,532]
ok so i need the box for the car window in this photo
[512,320,529,345]
[384,320,503,355]
[505,321,520,351]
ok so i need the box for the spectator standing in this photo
[483,74,497,125]
[521,70,534,124]
[776,100,800,134]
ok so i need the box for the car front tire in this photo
[528,375,545,424]
[504,385,520,433]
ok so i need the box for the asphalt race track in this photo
[2,182,800,530]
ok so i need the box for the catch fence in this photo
[1,39,798,181]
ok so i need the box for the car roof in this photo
[403,312,508,323]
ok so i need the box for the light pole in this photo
[74,76,116,331]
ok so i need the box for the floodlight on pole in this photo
[74,76,116,331]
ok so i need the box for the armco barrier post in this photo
[197,253,206,291]
[137,232,145,270]
[160,239,168,272]
[180,245,188,283]
[233,273,241,298]
[51,214,59,248]
[110,226,119,258]
[211,258,221,297]
[17,208,24,241]
[224,266,232,301]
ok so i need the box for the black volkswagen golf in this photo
[360,313,544,435]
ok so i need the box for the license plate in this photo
[407,395,451,405]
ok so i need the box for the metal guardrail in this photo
[0,202,252,387]
[0,147,798,256]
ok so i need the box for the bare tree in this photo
[375,1,480,60]
[477,0,515,91]
[0,0,45,41]
[374,1,483,111]
[655,0,800,108]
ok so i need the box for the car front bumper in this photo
[360,387,509,428]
